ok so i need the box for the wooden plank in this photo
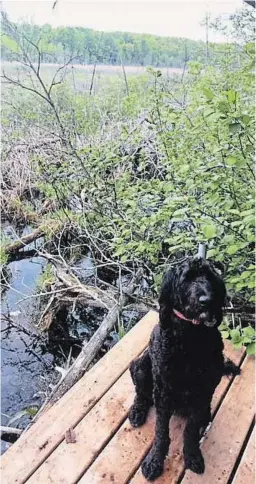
[130,342,244,484]
[77,408,156,484]
[232,427,255,484]
[1,311,158,484]
[181,356,255,484]
[77,343,243,484]
[26,370,135,484]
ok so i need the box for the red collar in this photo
[173,309,200,325]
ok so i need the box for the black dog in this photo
[129,257,240,481]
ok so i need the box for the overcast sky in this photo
[2,0,244,42]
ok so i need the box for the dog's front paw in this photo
[129,403,148,428]
[141,452,164,481]
[184,449,205,474]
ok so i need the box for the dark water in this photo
[0,224,100,453]
[1,224,140,454]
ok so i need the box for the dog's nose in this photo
[199,295,211,306]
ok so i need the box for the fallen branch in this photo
[4,227,45,254]
[0,426,22,436]
[37,251,117,330]
[30,267,144,421]
[38,251,117,308]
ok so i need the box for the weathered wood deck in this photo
[1,311,255,484]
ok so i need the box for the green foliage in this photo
[1,33,20,53]
[7,406,39,426]
[219,317,255,355]
[117,319,127,340]
[0,247,8,266]
[37,264,55,291]
[1,8,254,354]
[1,17,236,68]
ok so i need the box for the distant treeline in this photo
[1,21,232,67]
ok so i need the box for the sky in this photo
[2,0,244,42]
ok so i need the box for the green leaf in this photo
[242,326,255,339]
[168,245,182,253]
[242,337,252,344]
[221,331,230,339]
[207,249,217,257]
[25,406,39,417]
[230,328,241,343]
[1,34,20,53]
[202,224,217,239]
[202,88,214,100]
[172,208,187,216]
[227,245,240,255]
[246,342,255,356]
[218,101,229,114]
[233,341,243,349]
[226,156,237,166]
[248,280,256,289]
[227,90,236,104]
[114,246,125,257]
[242,115,251,125]
[246,42,255,55]
[229,123,240,134]
[240,271,251,280]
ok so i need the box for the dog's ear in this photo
[208,259,227,309]
[158,268,178,329]
[208,259,226,277]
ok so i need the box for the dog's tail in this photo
[223,359,241,377]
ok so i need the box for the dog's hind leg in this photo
[183,406,211,475]
[223,358,241,376]
[129,349,153,428]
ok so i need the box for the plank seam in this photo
[73,413,129,484]
[227,416,255,484]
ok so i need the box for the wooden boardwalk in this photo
[1,311,255,484]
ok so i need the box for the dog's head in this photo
[159,257,226,329]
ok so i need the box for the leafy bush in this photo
[1,12,255,354]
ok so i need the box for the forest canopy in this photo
[1,20,234,67]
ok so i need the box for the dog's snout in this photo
[199,295,211,306]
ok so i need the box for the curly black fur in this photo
[129,257,240,481]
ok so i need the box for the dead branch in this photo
[30,267,144,421]
[89,62,97,96]
[36,250,117,330]
[4,227,45,254]
[0,426,22,436]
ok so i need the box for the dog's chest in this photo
[155,332,224,389]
